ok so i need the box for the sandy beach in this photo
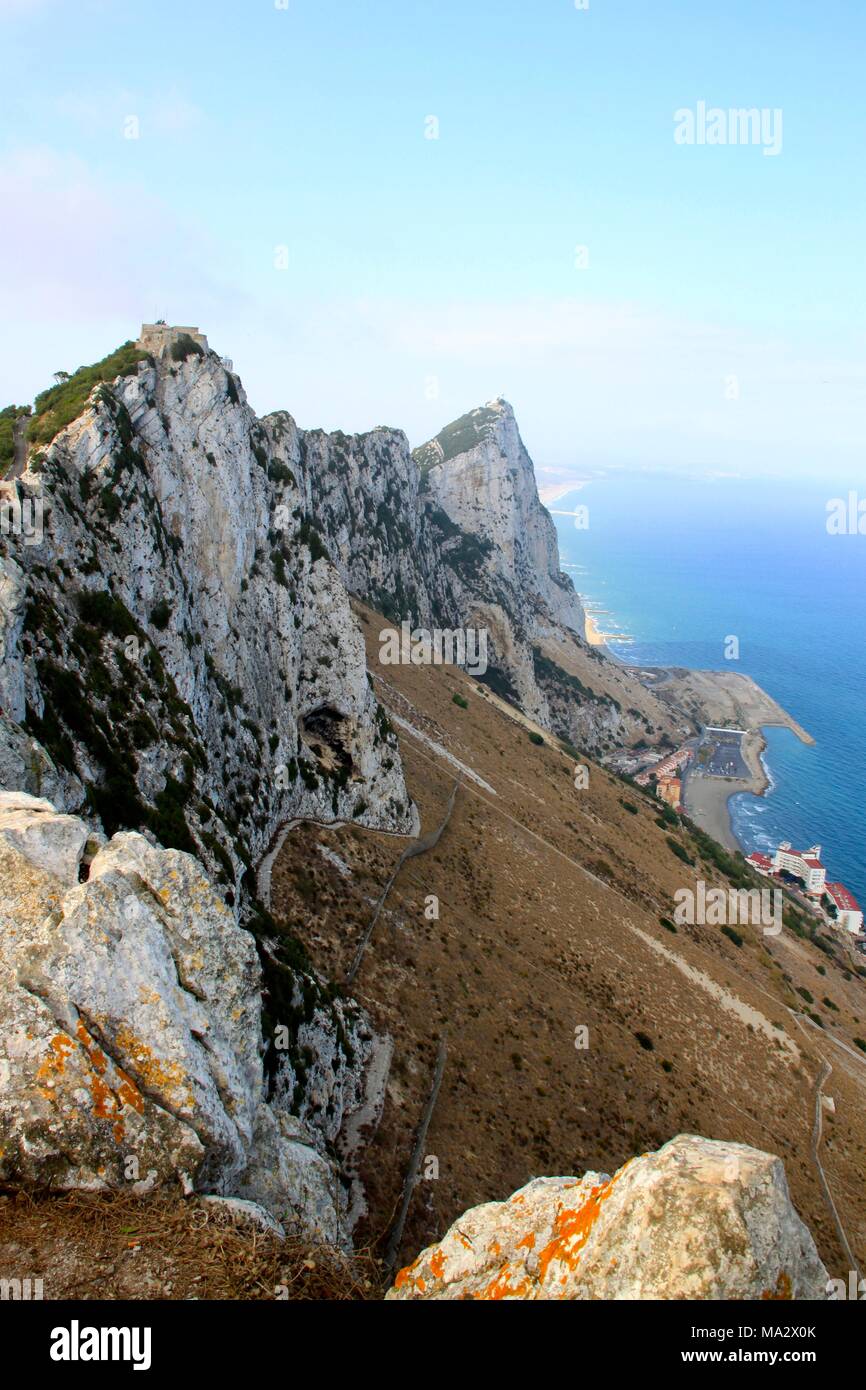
[584,610,609,646]
[682,729,769,852]
[538,478,589,506]
[647,669,814,853]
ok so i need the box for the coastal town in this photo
[610,728,864,947]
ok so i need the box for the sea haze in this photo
[551,471,866,906]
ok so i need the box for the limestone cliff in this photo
[271,397,683,754]
[0,338,417,1197]
[0,341,416,887]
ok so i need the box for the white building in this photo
[772,842,827,896]
[745,851,773,876]
[824,882,863,935]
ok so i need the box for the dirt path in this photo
[10,415,28,479]
[346,779,459,985]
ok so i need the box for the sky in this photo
[1,0,864,481]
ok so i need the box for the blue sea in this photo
[550,473,866,906]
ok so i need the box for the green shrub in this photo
[634,1031,654,1051]
[170,334,205,363]
[666,836,694,866]
[298,517,327,563]
[150,599,172,631]
[268,459,296,486]
[77,590,139,638]
[452,693,468,709]
[721,925,743,947]
[528,731,544,746]
[0,404,30,475]
[29,342,148,447]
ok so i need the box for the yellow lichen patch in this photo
[537,1181,612,1286]
[113,1024,194,1110]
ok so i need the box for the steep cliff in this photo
[0,338,418,1201]
[1,341,417,888]
[270,396,685,755]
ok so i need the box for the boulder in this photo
[0,796,352,1243]
[387,1135,830,1301]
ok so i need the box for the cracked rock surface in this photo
[0,793,353,1244]
[387,1135,831,1301]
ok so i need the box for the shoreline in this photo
[681,728,770,854]
[539,478,589,507]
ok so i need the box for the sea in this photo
[550,472,866,906]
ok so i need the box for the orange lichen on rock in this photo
[116,1072,145,1115]
[75,1020,107,1075]
[35,1033,75,1099]
[762,1271,793,1300]
[429,1249,446,1280]
[394,1253,424,1292]
[113,1024,194,1110]
[476,1263,532,1301]
[89,1073,117,1122]
[537,1181,612,1286]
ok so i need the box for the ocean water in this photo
[550,472,866,906]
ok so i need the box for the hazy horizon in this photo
[2,0,864,482]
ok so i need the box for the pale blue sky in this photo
[1,0,864,479]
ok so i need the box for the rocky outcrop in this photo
[418,398,585,637]
[0,342,423,1164]
[387,1135,830,1300]
[0,792,362,1243]
[0,342,416,907]
[276,397,681,753]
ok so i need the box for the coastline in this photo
[681,728,770,854]
[538,478,589,507]
[556,520,813,858]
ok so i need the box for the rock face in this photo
[0,336,688,1246]
[387,1135,830,1300]
[0,342,418,1167]
[0,792,357,1243]
[0,341,416,908]
[284,397,680,752]
[418,398,585,637]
